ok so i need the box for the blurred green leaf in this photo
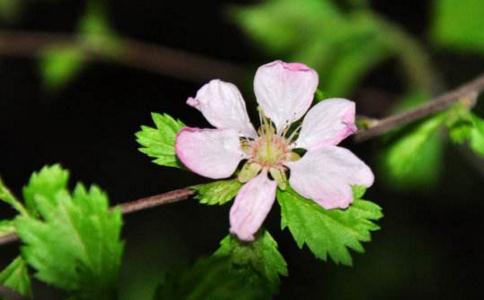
[0,257,32,299]
[136,113,185,168]
[448,110,484,156]
[232,0,391,96]
[381,115,445,189]
[276,187,382,266]
[0,219,15,238]
[79,0,121,55]
[192,180,242,205]
[39,1,120,90]
[432,0,484,53]
[22,164,69,215]
[379,92,446,189]
[0,0,20,21]
[155,256,263,300]
[16,165,123,299]
[40,47,85,90]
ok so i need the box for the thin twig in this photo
[0,29,245,82]
[0,284,28,300]
[355,73,484,142]
[0,188,194,246]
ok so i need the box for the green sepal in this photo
[191,180,242,206]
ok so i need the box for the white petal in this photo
[286,146,374,209]
[294,98,357,150]
[176,127,246,179]
[254,60,318,133]
[229,171,277,241]
[187,79,257,137]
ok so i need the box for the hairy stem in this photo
[354,73,484,141]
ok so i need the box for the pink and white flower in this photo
[176,60,374,241]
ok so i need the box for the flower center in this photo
[251,133,290,168]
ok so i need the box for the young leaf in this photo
[0,257,32,298]
[191,180,242,205]
[214,230,287,293]
[0,219,15,238]
[136,113,185,168]
[0,178,28,215]
[277,187,382,266]
[39,47,85,90]
[22,164,69,214]
[78,0,121,56]
[380,114,445,189]
[16,179,123,299]
[432,0,484,54]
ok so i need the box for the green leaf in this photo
[0,257,32,298]
[232,0,391,96]
[214,230,287,293]
[22,164,69,214]
[0,178,28,215]
[39,47,85,90]
[431,0,484,54]
[155,256,264,300]
[136,113,185,168]
[276,187,382,266]
[156,230,286,300]
[16,170,123,299]
[0,219,15,238]
[192,180,242,205]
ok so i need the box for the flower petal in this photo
[286,146,374,209]
[176,127,246,179]
[294,98,357,150]
[254,60,318,133]
[187,79,257,137]
[229,171,277,241]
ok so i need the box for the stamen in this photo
[287,123,303,144]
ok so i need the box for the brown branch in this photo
[0,188,195,246]
[0,284,28,300]
[120,187,194,214]
[355,73,484,142]
[0,29,245,82]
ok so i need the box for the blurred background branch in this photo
[0,29,245,83]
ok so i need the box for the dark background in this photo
[1,0,484,299]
